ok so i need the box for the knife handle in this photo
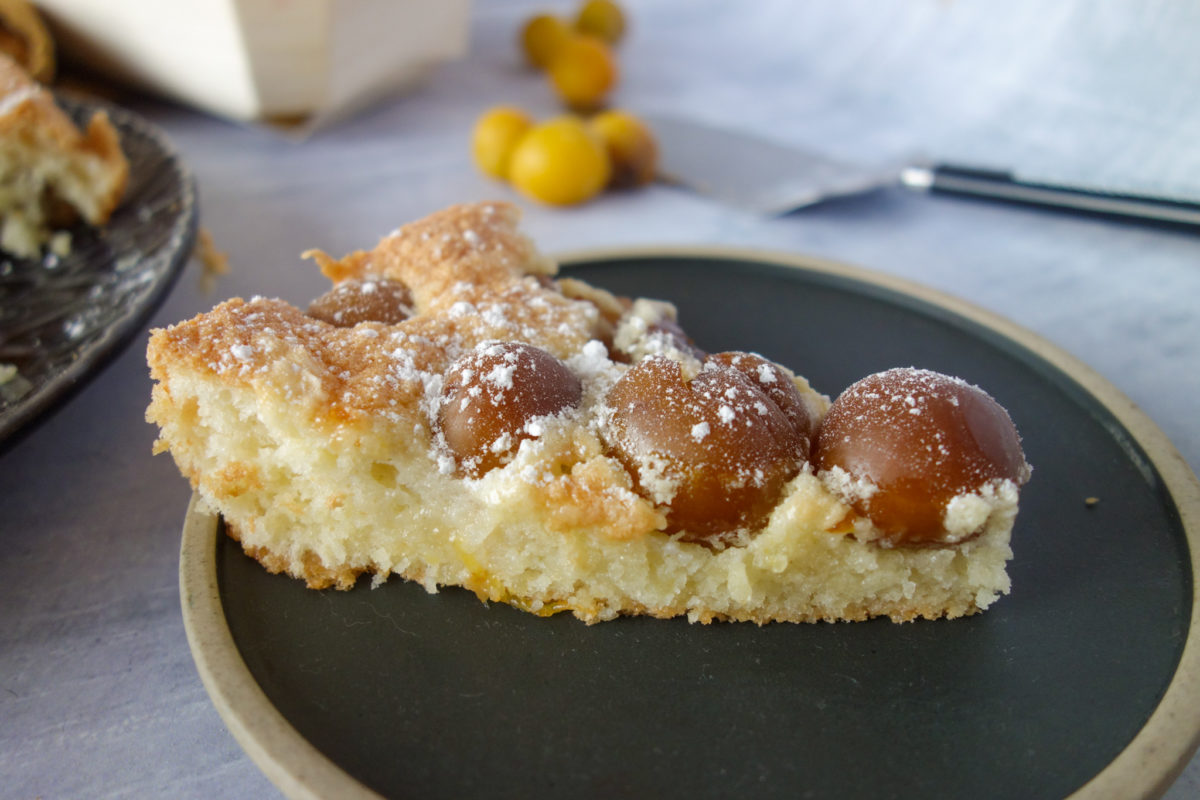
[900,163,1200,228]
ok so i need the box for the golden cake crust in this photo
[151,204,608,426]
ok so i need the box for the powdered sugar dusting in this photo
[943,479,1020,541]
[818,464,878,503]
[486,361,518,390]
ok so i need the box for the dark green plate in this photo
[180,249,1200,800]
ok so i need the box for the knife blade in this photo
[644,113,1200,228]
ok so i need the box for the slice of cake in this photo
[0,52,128,258]
[147,202,1030,624]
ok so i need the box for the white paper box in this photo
[36,0,471,122]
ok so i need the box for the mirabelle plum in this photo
[812,368,1030,544]
[520,13,571,68]
[508,116,612,206]
[604,356,806,544]
[589,110,658,188]
[547,34,619,111]
[471,106,534,180]
[307,277,413,326]
[439,342,582,476]
[707,351,815,453]
[575,0,626,45]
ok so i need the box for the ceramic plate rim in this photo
[178,245,1200,800]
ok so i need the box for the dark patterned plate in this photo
[0,96,197,452]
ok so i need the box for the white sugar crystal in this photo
[581,339,608,364]
[486,363,517,389]
[819,465,878,503]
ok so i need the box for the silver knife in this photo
[644,113,1200,227]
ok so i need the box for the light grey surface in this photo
[2,1,1198,797]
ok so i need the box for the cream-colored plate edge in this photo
[179,245,1200,800]
[179,494,383,800]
